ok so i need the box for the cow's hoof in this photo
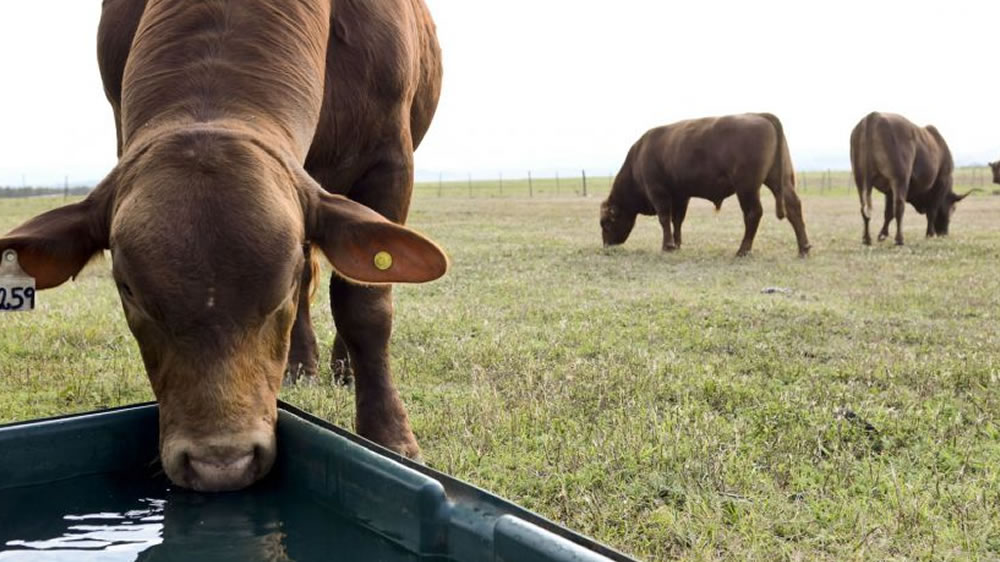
[798,245,811,258]
[396,442,423,462]
[735,250,750,258]
[862,238,872,246]
[371,436,422,461]
[895,240,905,247]
[332,358,354,387]
[662,244,678,252]
[285,362,318,385]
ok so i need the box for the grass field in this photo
[2,187,999,561]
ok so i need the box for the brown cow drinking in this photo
[600,113,810,257]
[850,112,976,245]
[0,0,446,492]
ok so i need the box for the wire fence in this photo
[413,170,613,199]
[413,167,998,199]
[793,167,993,195]
[3,167,995,200]
[0,186,92,199]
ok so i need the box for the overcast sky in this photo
[1,1,997,186]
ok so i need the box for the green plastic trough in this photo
[0,402,637,561]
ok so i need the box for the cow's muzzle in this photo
[161,428,276,492]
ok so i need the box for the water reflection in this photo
[0,475,291,562]
[0,473,426,562]
[138,488,291,562]
[0,498,164,561]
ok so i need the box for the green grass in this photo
[2,189,1000,561]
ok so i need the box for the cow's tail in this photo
[759,113,788,220]
[855,112,878,221]
[954,188,982,201]
[308,245,321,302]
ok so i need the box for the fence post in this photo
[468,173,472,197]
[63,175,69,200]
[528,171,533,198]
[438,172,443,197]
[582,170,588,197]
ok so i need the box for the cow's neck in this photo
[608,168,651,216]
[119,0,332,161]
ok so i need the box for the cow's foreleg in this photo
[892,182,908,246]
[926,214,937,238]
[330,280,420,459]
[671,197,689,248]
[326,147,421,459]
[331,335,352,386]
[286,244,319,383]
[736,190,763,257]
[878,193,893,241]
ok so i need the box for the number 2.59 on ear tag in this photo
[0,249,36,312]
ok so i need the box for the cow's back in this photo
[305,0,442,195]
[639,114,779,197]
[97,0,441,195]
[97,0,150,156]
[920,125,953,178]
[854,112,951,193]
[877,113,918,178]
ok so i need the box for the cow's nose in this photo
[161,429,277,492]
[185,447,259,492]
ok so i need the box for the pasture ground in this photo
[2,187,999,561]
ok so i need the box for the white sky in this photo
[1,0,998,186]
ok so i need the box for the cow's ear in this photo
[0,172,116,289]
[304,185,447,285]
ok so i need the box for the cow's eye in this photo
[118,282,134,298]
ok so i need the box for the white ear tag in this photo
[0,250,37,311]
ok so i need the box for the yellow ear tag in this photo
[373,251,393,271]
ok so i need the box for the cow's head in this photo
[989,161,1000,185]
[933,188,979,236]
[0,130,447,491]
[599,199,636,247]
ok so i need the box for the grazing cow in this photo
[850,112,976,245]
[600,113,810,257]
[0,0,446,491]
[989,160,1000,184]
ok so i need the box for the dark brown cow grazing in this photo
[0,0,446,492]
[989,160,1000,184]
[600,113,810,257]
[850,112,976,245]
